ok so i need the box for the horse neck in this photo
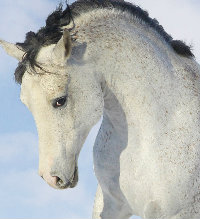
[72,8,180,132]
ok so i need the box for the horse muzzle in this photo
[40,165,78,190]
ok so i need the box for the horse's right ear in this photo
[0,39,25,61]
[52,29,72,64]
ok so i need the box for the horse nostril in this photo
[55,176,63,186]
[54,176,70,189]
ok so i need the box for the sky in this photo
[0,0,199,219]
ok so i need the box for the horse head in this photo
[0,29,103,189]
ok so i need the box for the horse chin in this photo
[69,166,78,188]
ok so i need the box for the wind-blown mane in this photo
[15,0,194,84]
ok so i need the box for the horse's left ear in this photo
[52,29,72,63]
[0,39,25,61]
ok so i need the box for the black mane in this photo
[15,0,194,84]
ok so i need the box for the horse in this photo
[1,0,200,218]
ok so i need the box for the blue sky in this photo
[0,0,199,218]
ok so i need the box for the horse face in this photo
[8,30,103,189]
[20,52,103,189]
[1,30,103,189]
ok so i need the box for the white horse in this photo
[1,0,200,218]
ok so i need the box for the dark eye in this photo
[53,96,67,108]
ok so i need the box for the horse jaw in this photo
[0,39,25,61]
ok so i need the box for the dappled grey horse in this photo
[1,0,200,218]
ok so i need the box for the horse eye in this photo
[53,96,67,108]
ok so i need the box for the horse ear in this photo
[52,29,72,63]
[0,39,25,61]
